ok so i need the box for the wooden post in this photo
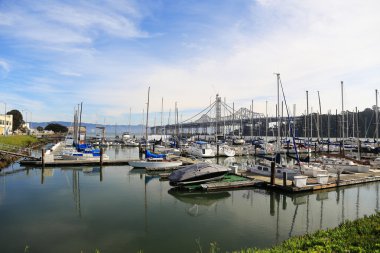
[41,148,45,169]
[139,142,143,159]
[286,141,290,155]
[217,144,219,157]
[283,172,287,186]
[270,161,275,186]
[314,143,317,159]
[327,140,330,153]
[100,147,103,167]
[337,171,341,186]
[100,167,103,182]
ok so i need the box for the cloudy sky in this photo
[0,0,379,125]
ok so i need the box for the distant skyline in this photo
[0,0,379,125]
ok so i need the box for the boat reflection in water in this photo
[168,189,230,216]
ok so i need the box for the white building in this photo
[0,114,13,135]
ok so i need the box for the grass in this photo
[227,211,380,253]
[0,135,40,148]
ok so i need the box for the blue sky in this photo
[0,0,379,125]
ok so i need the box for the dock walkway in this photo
[242,169,380,193]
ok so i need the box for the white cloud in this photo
[0,60,10,73]
[0,0,147,50]
[1,0,379,123]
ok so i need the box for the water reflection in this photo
[72,170,81,217]
[168,189,230,217]
[0,147,379,253]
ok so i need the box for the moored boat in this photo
[128,150,182,169]
[185,141,215,158]
[168,162,230,186]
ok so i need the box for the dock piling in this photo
[270,162,275,185]
[100,147,103,167]
[139,143,143,159]
[283,172,287,186]
[41,148,45,169]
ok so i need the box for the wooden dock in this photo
[19,159,133,167]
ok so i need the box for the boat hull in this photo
[128,160,182,169]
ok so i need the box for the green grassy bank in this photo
[0,135,40,148]
[226,212,380,253]
[0,135,44,168]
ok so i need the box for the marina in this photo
[1,1,380,251]
[0,147,379,253]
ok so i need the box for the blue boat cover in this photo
[145,150,166,159]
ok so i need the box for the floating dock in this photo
[242,169,380,193]
[173,174,257,192]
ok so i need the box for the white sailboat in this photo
[128,87,183,169]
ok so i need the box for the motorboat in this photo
[319,156,370,173]
[124,139,139,147]
[185,141,215,158]
[168,162,230,186]
[370,157,380,168]
[121,132,131,141]
[233,138,245,145]
[211,144,235,157]
[247,160,302,180]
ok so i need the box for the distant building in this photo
[68,126,86,143]
[0,114,13,135]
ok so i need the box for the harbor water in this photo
[0,146,379,253]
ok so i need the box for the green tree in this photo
[36,126,44,132]
[44,123,68,133]
[7,109,24,131]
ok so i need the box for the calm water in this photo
[0,146,379,253]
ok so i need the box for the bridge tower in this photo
[215,94,222,135]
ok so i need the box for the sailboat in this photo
[128,87,183,169]
[247,74,303,180]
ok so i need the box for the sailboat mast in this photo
[306,91,309,149]
[265,100,268,149]
[341,81,345,152]
[161,97,163,138]
[78,102,83,144]
[129,107,131,133]
[376,89,379,145]
[318,91,322,141]
[328,110,331,140]
[293,104,296,138]
[145,87,150,146]
[276,73,280,153]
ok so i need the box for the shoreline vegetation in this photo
[222,212,380,253]
[0,135,46,169]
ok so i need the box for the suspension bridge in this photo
[150,94,266,138]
